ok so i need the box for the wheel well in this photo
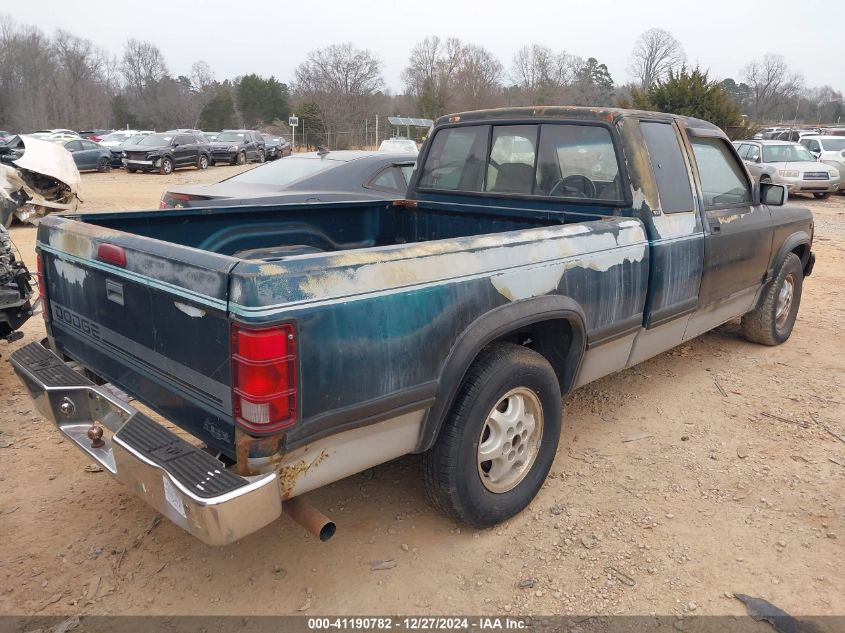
[791,243,808,267]
[490,317,579,395]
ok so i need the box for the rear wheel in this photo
[741,253,803,345]
[197,154,209,170]
[159,157,173,175]
[813,192,831,200]
[423,343,561,527]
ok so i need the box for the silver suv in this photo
[800,136,845,192]
[733,140,841,199]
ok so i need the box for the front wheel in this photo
[741,253,803,345]
[235,151,246,165]
[258,150,265,163]
[96,157,111,173]
[159,157,173,175]
[197,154,209,170]
[813,192,831,200]
[127,166,138,174]
[422,343,561,527]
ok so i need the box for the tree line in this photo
[1,14,842,148]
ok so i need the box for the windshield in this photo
[137,134,173,146]
[822,139,845,151]
[762,145,815,163]
[216,131,246,142]
[227,156,338,187]
[264,138,279,146]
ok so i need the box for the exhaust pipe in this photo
[283,497,336,542]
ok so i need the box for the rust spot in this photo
[277,450,329,499]
[234,427,287,476]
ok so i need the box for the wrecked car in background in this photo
[0,224,34,342]
[0,135,81,225]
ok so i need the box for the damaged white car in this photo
[0,135,81,226]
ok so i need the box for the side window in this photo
[640,121,694,213]
[690,137,752,207]
[746,144,761,162]
[485,125,537,194]
[367,166,404,193]
[535,124,621,201]
[66,140,82,151]
[735,144,750,159]
[417,125,489,192]
[807,139,820,153]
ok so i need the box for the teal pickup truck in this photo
[11,107,815,545]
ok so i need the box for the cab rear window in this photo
[418,123,623,203]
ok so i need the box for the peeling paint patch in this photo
[53,259,87,287]
[491,264,566,301]
[174,301,206,318]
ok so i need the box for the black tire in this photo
[96,157,111,173]
[741,253,803,346]
[258,150,266,163]
[236,151,246,165]
[422,343,562,527]
[197,154,209,170]
[159,157,173,175]
[813,192,831,200]
[127,166,138,174]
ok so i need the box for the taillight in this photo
[160,192,198,209]
[231,322,297,433]
[36,252,48,320]
[97,243,126,267]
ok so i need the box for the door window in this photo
[640,121,694,213]
[66,140,82,151]
[366,166,405,193]
[690,137,752,207]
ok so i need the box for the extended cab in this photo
[11,107,815,545]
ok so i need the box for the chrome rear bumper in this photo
[10,342,283,546]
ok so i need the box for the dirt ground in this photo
[0,167,843,618]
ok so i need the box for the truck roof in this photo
[435,106,722,133]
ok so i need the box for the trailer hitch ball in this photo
[87,424,105,449]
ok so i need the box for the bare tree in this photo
[401,36,464,118]
[121,38,168,96]
[629,28,686,89]
[742,54,803,120]
[509,44,579,104]
[451,44,503,112]
[294,43,383,148]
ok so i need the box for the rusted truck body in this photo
[11,107,814,545]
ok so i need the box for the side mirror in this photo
[811,150,821,159]
[761,182,787,206]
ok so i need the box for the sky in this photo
[6,0,845,99]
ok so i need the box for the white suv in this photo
[801,136,845,192]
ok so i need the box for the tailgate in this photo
[37,215,239,456]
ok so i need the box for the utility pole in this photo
[375,115,379,148]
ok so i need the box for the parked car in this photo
[77,129,113,142]
[99,130,154,148]
[30,128,78,139]
[210,129,265,165]
[122,132,211,175]
[0,224,33,341]
[379,138,419,153]
[160,150,415,208]
[205,131,221,142]
[57,138,113,172]
[11,106,815,546]
[733,140,841,198]
[262,135,291,160]
[821,127,845,137]
[105,134,140,168]
[801,135,845,192]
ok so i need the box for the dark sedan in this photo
[263,135,291,160]
[58,138,113,172]
[160,150,415,208]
